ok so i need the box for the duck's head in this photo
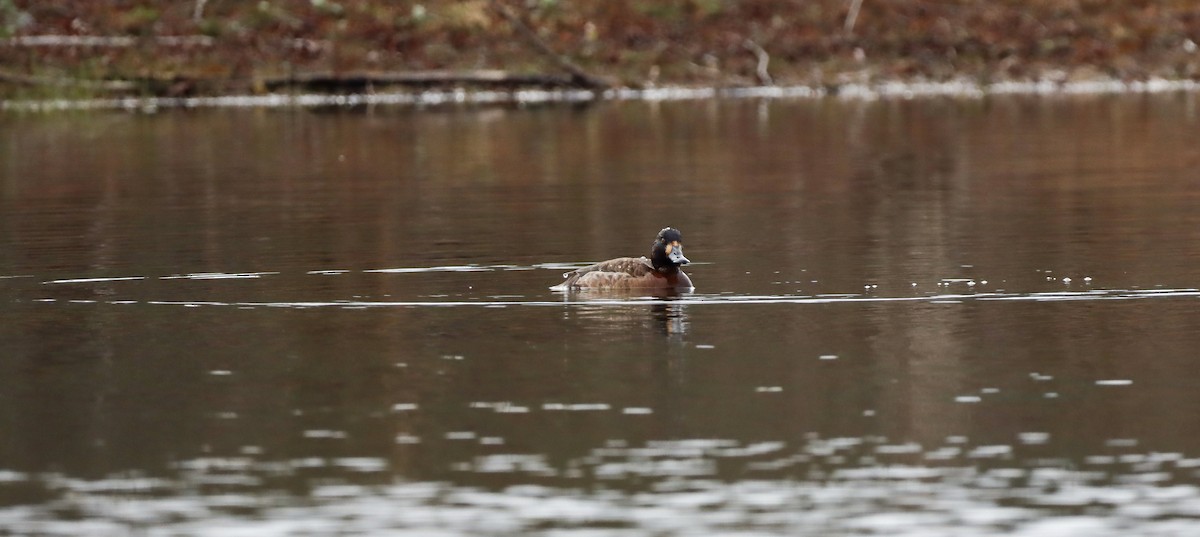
[651,227,689,270]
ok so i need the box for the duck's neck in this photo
[651,253,680,274]
[650,249,673,272]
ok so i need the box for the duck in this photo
[552,227,694,291]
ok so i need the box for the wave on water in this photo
[19,265,1200,308]
[20,288,1200,309]
[40,272,278,284]
[36,264,590,284]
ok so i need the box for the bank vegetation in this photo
[2,0,1199,98]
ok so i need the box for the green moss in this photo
[0,0,24,38]
[117,6,161,34]
[633,1,686,21]
[197,18,223,37]
[691,0,727,18]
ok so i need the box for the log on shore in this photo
[260,70,582,92]
[0,69,595,97]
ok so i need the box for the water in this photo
[3,94,1200,535]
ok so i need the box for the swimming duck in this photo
[552,227,694,291]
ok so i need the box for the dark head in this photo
[650,227,690,270]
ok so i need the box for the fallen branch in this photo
[261,70,578,91]
[1,67,592,97]
[490,1,613,89]
[2,34,333,54]
[4,35,215,48]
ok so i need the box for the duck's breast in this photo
[672,271,694,290]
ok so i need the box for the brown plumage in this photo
[552,228,694,291]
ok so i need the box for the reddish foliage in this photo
[3,0,1200,93]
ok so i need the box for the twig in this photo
[845,0,864,32]
[743,39,773,86]
[193,0,208,21]
[490,1,612,89]
[4,35,214,47]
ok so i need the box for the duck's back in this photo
[554,257,658,290]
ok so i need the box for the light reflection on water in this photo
[3,435,1200,536]
[19,264,1200,308]
[4,94,1200,535]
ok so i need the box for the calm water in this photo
[3,94,1200,535]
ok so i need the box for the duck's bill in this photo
[669,247,689,265]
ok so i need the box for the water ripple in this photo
[4,434,1200,536]
[23,287,1200,309]
[20,265,1200,308]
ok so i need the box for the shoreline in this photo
[4,76,1200,113]
[7,2,1200,113]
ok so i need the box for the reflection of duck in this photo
[560,298,691,337]
[551,228,694,291]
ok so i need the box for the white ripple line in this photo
[44,276,147,284]
[33,288,1198,309]
[22,263,658,286]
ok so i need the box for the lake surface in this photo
[3,93,1200,536]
